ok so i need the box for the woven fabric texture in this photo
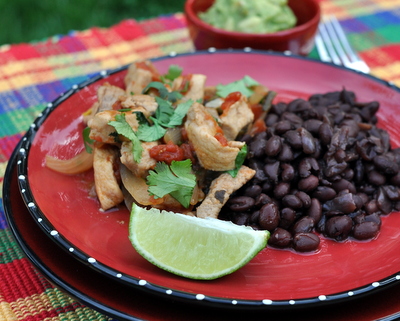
[1,1,400,320]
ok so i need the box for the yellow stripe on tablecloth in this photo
[321,0,400,18]
[0,30,192,91]
[371,61,400,86]
[0,301,17,320]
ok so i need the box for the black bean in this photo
[319,123,333,146]
[281,163,295,182]
[259,203,280,231]
[232,213,250,225]
[365,213,381,227]
[275,120,293,135]
[312,186,336,202]
[376,187,392,214]
[282,194,303,209]
[298,157,319,178]
[299,128,316,154]
[353,221,380,240]
[254,193,272,208]
[373,155,399,175]
[249,137,267,158]
[264,161,280,183]
[269,228,292,248]
[331,179,357,194]
[273,182,291,199]
[279,207,296,229]
[323,193,357,214]
[307,198,322,223]
[278,143,294,162]
[244,185,262,198]
[281,112,303,128]
[229,196,255,212]
[382,185,400,201]
[265,136,282,156]
[368,170,387,186]
[295,191,312,208]
[325,215,353,241]
[293,233,320,252]
[303,119,323,134]
[293,217,315,234]
[249,210,260,224]
[271,102,287,115]
[298,175,319,192]
[265,113,279,127]
[284,130,302,149]
[365,199,379,215]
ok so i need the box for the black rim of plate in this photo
[14,48,400,309]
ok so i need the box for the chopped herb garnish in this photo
[143,81,183,102]
[147,160,196,208]
[160,64,183,83]
[82,127,94,154]
[216,76,260,98]
[108,113,143,163]
[226,144,248,177]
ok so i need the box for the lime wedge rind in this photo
[129,204,269,280]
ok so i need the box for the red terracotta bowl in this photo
[184,0,321,55]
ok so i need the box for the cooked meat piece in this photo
[97,83,125,112]
[184,102,245,171]
[124,60,160,95]
[196,166,256,218]
[93,145,124,210]
[220,94,254,141]
[172,74,207,101]
[120,94,158,115]
[120,141,158,178]
[88,110,139,144]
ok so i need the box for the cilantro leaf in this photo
[146,160,196,208]
[143,81,183,102]
[165,99,193,128]
[108,113,143,163]
[226,144,248,177]
[137,117,167,142]
[82,127,94,154]
[216,76,260,98]
[161,64,182,82]
[155,96,175,125]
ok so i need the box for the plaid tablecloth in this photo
[1,1,400,320]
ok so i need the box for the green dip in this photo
[198,0,297,34]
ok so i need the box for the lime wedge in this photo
[129,203,269,280]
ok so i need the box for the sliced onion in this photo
[45,151,93,175]
[120,164,163,206]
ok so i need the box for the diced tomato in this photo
[149,141,185,165]
[112,100,123,110]
[249,118,267,136]
[180,143,196,163]
[214,132,228,146]
[250,103,263,120]
[221,91,242,113]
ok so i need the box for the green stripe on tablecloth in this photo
[348,31,388,51]
[376,25,400,43]
[0,104,45,138]
[0,229,26,264]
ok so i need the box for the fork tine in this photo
[328,15,359,62]
[317,22,342,65]
[323,17,351,66]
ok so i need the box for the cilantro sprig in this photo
[147,160,196,208]
[83,127,95,153]
[216,76,260,98]
[137,97,193,142]
[108,113,143,163]
[226,144,248,178]
[160,64,183,84]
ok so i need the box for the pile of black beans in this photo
[218,89,400,252]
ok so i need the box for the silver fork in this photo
[315,15,370,74]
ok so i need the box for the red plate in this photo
[17,50,400,307]
[7,140,400,320]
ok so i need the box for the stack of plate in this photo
[4,51,400,320]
